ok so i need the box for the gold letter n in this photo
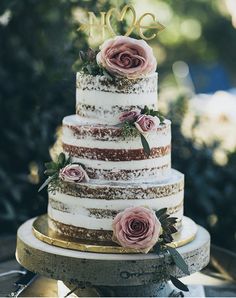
[88,12,106,39]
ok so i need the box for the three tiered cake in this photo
[44,36,188,251]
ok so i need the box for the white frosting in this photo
[76,72,158,124]
[48,169,184,231]
[48,206,183,231]
[69,155,170,170]
[49,190,183,210]
[62,118,171,149]
[72,168,183,189]
[76,89,157,107]
[48,189,183,230]
[62,115,171,182]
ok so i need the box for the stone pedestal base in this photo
[58,281,205,297]
[16,217,210,297]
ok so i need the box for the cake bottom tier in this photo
[47,169,184,243]
[48,216,182,243]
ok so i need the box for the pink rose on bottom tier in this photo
[59,164,89,183]
[112,206,161,253]
[135,114,160,134]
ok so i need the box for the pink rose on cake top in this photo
[135,114,160,134]
[59,164,90,183]
[112,206,161,253]
[96,36,157,79]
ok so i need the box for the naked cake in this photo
[44,36,185,246]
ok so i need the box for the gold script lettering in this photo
[77,5,165,41]
[106,4,136,37]
[136,13,165,40]
[78,11,106,39]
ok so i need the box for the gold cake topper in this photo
[78,4,165,41]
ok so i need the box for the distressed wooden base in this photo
[16,217,210,297]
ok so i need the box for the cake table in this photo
[16,217,210,297]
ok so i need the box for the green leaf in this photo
[152,243,161,254]
[167,246,190,275]
[86,64,92,74]
[79,50,86,62]
[141,105,150,115]
[121,122,139,139]
[58,152,65,166]
[155,208,168,219]
[102,69,113,80]
[45,161,58,170]
[161,217,177,227]
[161,233,173,243]
[65,155,72,166]
[169,226,178,234]
[38,176,54,192]
[140,133,151,156]
[158,213,170,223]
[170,275,189,292]
[44,169,57,176]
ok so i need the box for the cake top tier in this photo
[76,36,158,125]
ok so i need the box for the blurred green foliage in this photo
[0,0,235,251]
[170,96,236,251]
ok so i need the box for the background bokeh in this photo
[0,0,236,251]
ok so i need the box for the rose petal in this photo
[96,36,157,79]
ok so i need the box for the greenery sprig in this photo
[141,105,166,124]
[120,105,166,156]
[121,121,139,139]
[154,208,190,292]
[38,153,71,193]
[79,48,113,79]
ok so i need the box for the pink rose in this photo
[135,114,160,134]
[119,110,141,123]
[96,36,157,79]
[59,164,89,183]
[112,206,161,253]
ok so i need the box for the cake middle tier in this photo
[62,115,171,183]
[48,169,184,242]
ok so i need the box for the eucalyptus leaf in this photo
[141,105,150,115]
[44,169,57,176]
[86,64,92,74]
[161,216,177,226]
[140,134,151,156]
[58,152,66,166]
[170,275,189,292]
[38,176,54,192]
[155,208,168,219]
[45,161,58,170]
[169,226,178,234]
[66,156,72,165]
[152,243,161,254]
[161,233,173,243]
[79,50,86,62]
[158,213,170,223]
[167,246,190,275]
[102,69,113,80]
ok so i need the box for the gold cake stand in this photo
[32,214,198,254]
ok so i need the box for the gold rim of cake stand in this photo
[32,214,198,254]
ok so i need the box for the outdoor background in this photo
[0,0,236,251]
